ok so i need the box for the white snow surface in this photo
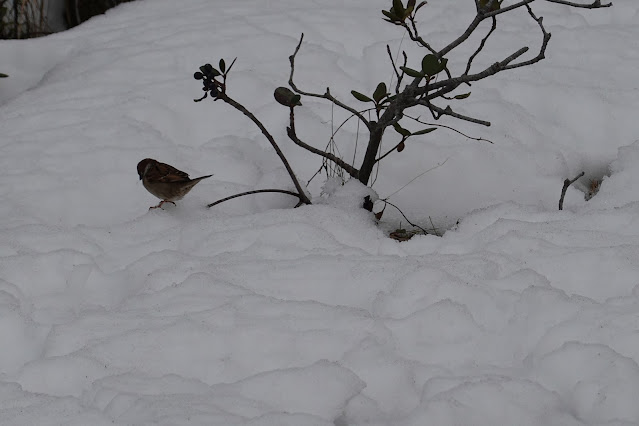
[1,0,639,424]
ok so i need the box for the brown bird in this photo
[137,158,212,209]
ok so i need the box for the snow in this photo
[1,0,639,424]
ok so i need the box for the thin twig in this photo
[559,171,584,210]
[376,136,408,163]
[288,34,371,130]
[287,107,360,178]
[464,16,497,75]
[207,189,302,208]
[404,114,493,143]
[306,164,325,186]
[428,216,441,237]
[380,200,429,234]
[545,0,611,8]
[502,5,551,71]
[387,44,401,84]
[384,158,449,200]
[403,16,438,56]
[328,107,376,143]
[424,47,529,95]
[425,103,492,126]
[386,44,407,94]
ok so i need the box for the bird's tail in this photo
[192,174,213,182]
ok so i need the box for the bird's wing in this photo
[151,161,191,183]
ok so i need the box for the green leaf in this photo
[219,59,226,73]
[393,122,411,137]
[399,66,424,78]
[351,90,373,103]
[373,82,388,103]
[453,92,471,100]
[479,0,502,11]
[392,0,405,16]
[404,0,415,17]
[411,127,437,136]
[415,1,428,13]
[0,73,8,78]
[421,54,443,76]
[382,9,400,21]
[274,87,302,107]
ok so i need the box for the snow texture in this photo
[1,0,639,424]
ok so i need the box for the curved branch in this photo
[464,16,497,75]
[403,19,438,56]
[207,189,303,208]
[559,171,585,210]
[503,5,551,70]
[437,0,608,57]
[286,107,360,178]
[438,14,484,58]
[218,93,311,205]
[381,199,429,235]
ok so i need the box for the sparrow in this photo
[137,158,212,209]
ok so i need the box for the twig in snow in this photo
[559,171,585,210]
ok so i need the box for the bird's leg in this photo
[149,200,176,210]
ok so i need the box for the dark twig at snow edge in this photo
[559,171,585,210]
[380,199,430,235]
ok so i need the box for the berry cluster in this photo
[193,59,235,102]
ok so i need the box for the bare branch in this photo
[404,114,494,143]
[423,46,528,97]
[218,93,311,205]
[440,0,537,57]
[464,16,497,75]
[559,171,585,210]
[423,103,492,126]
[546,0,611,8]
[404,17,438,56]
[387,44,401,82]
[503,5,551,70]
[207,189,303,208]
[387,45,408,94]
[286,107,360,178]
[438,14,483,57]
[288,34,371,130]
